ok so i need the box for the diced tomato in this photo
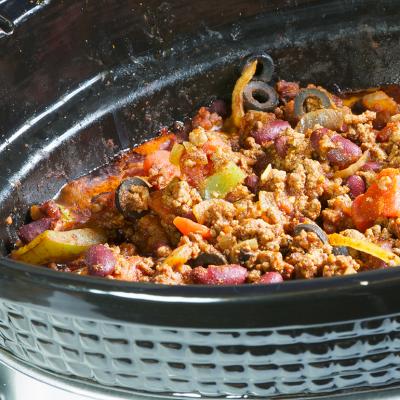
[351,168,400,231]
[134,134,176,155]
[179,152,213,188]
[202,136,228,155]
[143,150,180,184]
[173,216,211,239]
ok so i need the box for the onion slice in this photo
[231,60,257,128]
[296,109,344,135]
[328,233,400,266]
[334,150,370,179]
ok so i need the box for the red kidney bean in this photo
[327,134,362,168]
[274,136,289,157]
[259,271,283,284]
[361,161,382,172]
[18,218,53,243]
[253,153,269,175]
[346,175,366,199]
[86,244,116,277]
[310,127,329,151]
[376,123,394,143]
[209,99,229,119]
[251,120,290,144]
[244,174,259,193]
[191,264,248,285]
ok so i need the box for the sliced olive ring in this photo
[115,177,151,221]
[293,88,333,118]
[243,81,279,112]
[293,223,349,256]
[242,52,275,83]
[189,252,227,267]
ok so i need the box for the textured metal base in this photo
[2,346,400,400]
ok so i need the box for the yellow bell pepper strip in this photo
[231,60,257,128]
[169,143,185,166]
[202,162,246,200]
[163,244,192,267]
[351,168,400,231]
[173,216,211,239]
[328,233,400,266]
[11,228,106,265]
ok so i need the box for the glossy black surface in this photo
[0,0,400,330]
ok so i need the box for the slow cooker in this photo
[1,0,400,398]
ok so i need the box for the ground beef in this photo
[162,179,202,217]
[11,75,400,285]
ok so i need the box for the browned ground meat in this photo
[10,70,400,285]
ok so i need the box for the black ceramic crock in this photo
[1,0,400,398]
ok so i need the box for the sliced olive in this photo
[293,223,348,256]
[115,177,151,221]
[294,223,328,243]
[242,53,275,83]
[294,88,333,118]
[238,249,254,263]
[189,252,227,267]
[243,81,279,112]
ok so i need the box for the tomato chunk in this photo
[351,168,400,231]
[134,134,176,155]
[143,150,180,188]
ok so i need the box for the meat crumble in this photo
[10,55,400,285]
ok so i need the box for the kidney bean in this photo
[209,99,229,119]
[327,134,362,168]
[376,124,393,142]
[361,161,382,172]
[251,120,290,144]
[244,174,259,193]
[18,218,53,243]
[86,244,116,277]
[253,153,269,175]
[274,136,289,157]
[310,127,329,151]
[346,175,366,199]
[191,264,248,285]
[259,271,283,284]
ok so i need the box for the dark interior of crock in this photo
[0,0,399,255]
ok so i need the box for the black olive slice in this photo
[242,53,275,83]
[293,88,333,118]
[293,223,349,256]
[243,81,279,112]
[294,223,328,243]
[115,177,151,221]
[189,252,227,267]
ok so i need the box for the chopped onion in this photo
[231,60,257,128]
[328,233,400,266]
[334,150,370,179]
[260,163,272,182]
[296,109,344,135]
